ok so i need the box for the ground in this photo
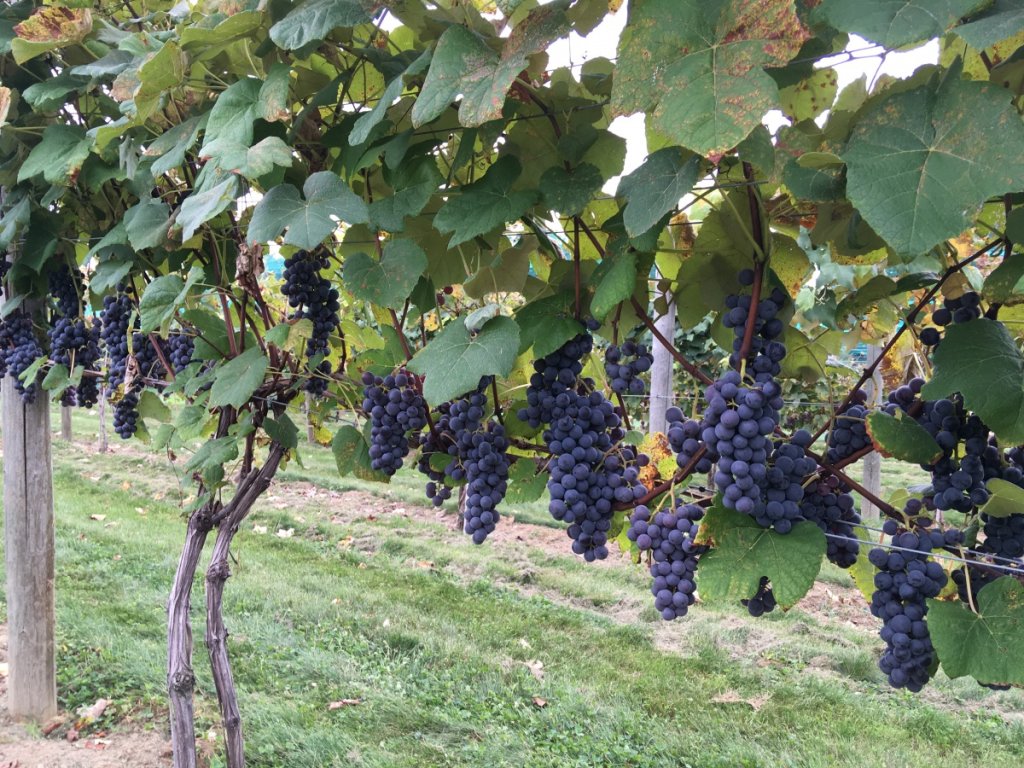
[0,407,1022,767]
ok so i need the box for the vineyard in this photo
[0,0,1024,766]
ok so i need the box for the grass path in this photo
[0,409,1021,767]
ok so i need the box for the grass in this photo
[0,405,1022,767]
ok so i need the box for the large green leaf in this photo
[922,319,1024,444]
[590,253,637,321]
[983,252,1024,306]
[18,125,91,185]
[351,50,431,146]
[412,5,568,127]
[124,198,171,250]
[209,346,269,409]
[202,78,262,149]
[618,148,700,237]
[408,316,520,405]
[368,154,443,232]
[613,0,807,158]
[139,267,202,332]
[865,409,943,465]
[332,424,388,482]
[954,0,1024,49]
[178,177,240,241]
[539,163,603,217]
[514,294,584,358]
[134,42,187,119]
[979,478,1024,519]
[814,0,986,48]
[843,72,1024,257]
[270,0,372,51]
[434,156,537,247]
[696,503,825,609]
[343,239,427,309]
[248,171,369,248]
[202,136,293,179]
[929,577,1024,687]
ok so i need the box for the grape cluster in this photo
[980,513,1024,560]
[604,340,652,395]
[100,289,133,388]
[282,250,340,395]
[627,502,706,620]
[721,269,787,376]
[742,577,777,617]
[869,521,948,691]
[920,291,983,347]
[826,391,874,464]
[418,400,456,507]
[362,369,427,476]
[0,311,43,402]
[665,406,715,473]
[519,333,591,428]
[703,370,781,519]
[799,473,862,568]
[759,432,818,533]
[47,265,101,408]
[113,391,140,439]
[522,332,646,560]
[167,332,195,374]
[459,420,510,544]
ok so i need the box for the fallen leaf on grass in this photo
[711,691,770,711]
[415,560,434,569]
[135,507,147,515]
[252,524,267,534]
[66,728,79,742]
[276,528,294,538]
[41,715,65,735]
[328,699,361,710]
[89,514,106,521]
[337,536,353,549]
[531,697,547,708]
[78,697,110,721]
[524,660,544,681]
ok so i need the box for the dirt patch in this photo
[0,627,171,768]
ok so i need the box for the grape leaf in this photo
[202,136,294,179]
[434,156,537,247]
[515,294,584,358]
[613,0,807,159]
[351,50,431,146]
[928,577,1024,687]
[269,0,372,51]
[983,252,1024,306]
[124,198,171,250]
[979,478,1024,519]
[865,409,943,465]
[695,503,825,609]
[202,77,262,150]
[954,0,1024,49]
[412,5,569,127]
[843,73,1024,257]
[343,238,427,309]
[408,316,520,406]
[184,436,239,480]
[590,252,637,321]
[138,390,172,422]
[12,6,92,64]
[264,414,299,451]
[618,147,700,237]
[18,125,91,185]
[139,267,202,332]
[209,347,269,409]
[814,0,985,48]
[922,319,1024,444]
[539,163,603,217]
[505,459,547,504]
[332,424,388,482]
[248,171,370,249]
[178,177,240,241]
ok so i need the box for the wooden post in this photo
[97,386,109,453]
[304,390,315,444]
[648,289,676,436]
[861,344,884,520]
[2,377,58,721]
[60,404,72,441]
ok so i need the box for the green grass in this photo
[0,406,1022,767]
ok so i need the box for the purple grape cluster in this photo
[742,576,777,617]
[604,340,652,395]
[518,332,591,428]
[665,406,715,473]
[722,269,787,375]
[869,522,948,691]
[0,311,43,402]
[46,265,102,408]
[920,291,984,347]
[100,288,133,388]
[361,368,427,476]
[825,390,874,464]
[167,332,195,374]
[459,420,510,544]
[627,502,706,620]
[282,250,340,396]
[799,473,862,568]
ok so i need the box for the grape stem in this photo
[630,296,714,386]
[615,444,708,511]
[736,163,766,369]
[809,237,1004,444]
[804,446,899,518]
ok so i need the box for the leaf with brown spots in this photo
[613,0,808,159]
[12,7,92,64]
